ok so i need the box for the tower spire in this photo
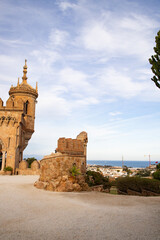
[22,59,28,83]
[36,82,38,93]
[17,77,20,87]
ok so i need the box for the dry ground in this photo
[0,175,160,240]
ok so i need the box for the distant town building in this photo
[0,60,38,173]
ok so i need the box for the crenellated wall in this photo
[16,160,40,175]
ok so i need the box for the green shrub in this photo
[110,180,117,187]
[136,169,151,177]
[153,170,160,180]
[116,177,160,194]
[70,165,80,177]
[123,165,131,175]
[156,163,160,170]
[4,166,13,172]
[85,170,110,189]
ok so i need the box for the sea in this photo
[87,160,158,168]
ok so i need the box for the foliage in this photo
[110,180,117,187]
[156,163,160,170]
[4,166,13,172]
[123,165,131,175]
[116,177,160,194]
[24,157,37,168]
[135,169,151,177]
[85,170,110,189]
[153,170,160,181]
[149,30,160,88]
[70,165,80,177]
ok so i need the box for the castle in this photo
[0,60,38,173]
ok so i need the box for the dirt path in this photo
[0,176,160,240]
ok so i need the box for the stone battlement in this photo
[56,138,84,155]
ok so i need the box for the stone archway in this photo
[0,139,6,171]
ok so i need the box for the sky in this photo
[0,0,160,161]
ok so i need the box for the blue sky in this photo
[0,0,160,161]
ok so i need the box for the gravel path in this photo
[0,175,160,240]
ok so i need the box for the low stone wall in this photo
[16,160,40,175]
[118,189,160,196]
[16,168,40,175]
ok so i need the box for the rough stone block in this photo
[19,160,28,170]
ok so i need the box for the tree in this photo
[149,30,160,88]
[24,157,37,168]
[156,163,160,170]
[153,170,160,181]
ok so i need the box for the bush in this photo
[116,177,160,194]
[4,166,13,172]
[123,165,131,175]
[153,170,160,180]
[156,163,160,170]
[136,169,151,177]
[85,170,110,189]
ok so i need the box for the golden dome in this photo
[9,60,38,98]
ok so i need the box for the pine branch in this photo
[149,30,160,89]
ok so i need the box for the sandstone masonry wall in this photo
[16,160,40,175]
[35,132,89,192]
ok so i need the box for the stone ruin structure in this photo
[16,160,40,175]
[35,132,89,192]
[0,60,38,173]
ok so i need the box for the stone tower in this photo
[0,60,38,173]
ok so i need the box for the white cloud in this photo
[79,12,158,61]
[49,29,69,47]
[109,111,122,116]
[31,49,61,74]
[0,38,31,47]
[120,13,159,31]
[74,97,99,106]
[82,23,112,51]
[136,68,152,80]
[59,67,89,89]
[99,67,147,98]
[0,54,25,95]
[58,1,78,11]
[37,90,71,118]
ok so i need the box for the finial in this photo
[22,59,28,83]
[36,82,38,93]
[17,77,20,87]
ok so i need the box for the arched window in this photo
[24,100,29,114]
